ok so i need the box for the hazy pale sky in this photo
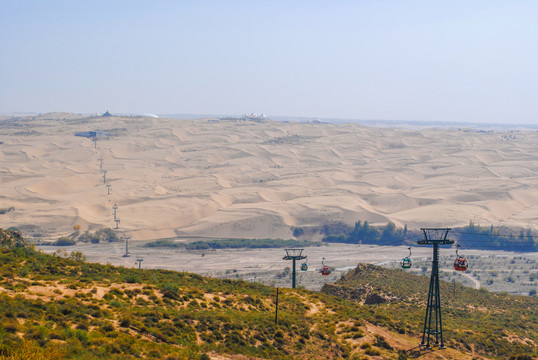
[1,1,537,123]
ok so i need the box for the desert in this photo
[2,113,538,243]
[2,2,537,358]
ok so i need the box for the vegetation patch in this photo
[0,207,14,215]
[45,228,119,246]
[296,219,537,251]
[145,238,322,250]
[322,263,538,358]
[0,228,536,359]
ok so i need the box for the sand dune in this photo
[2,113,538,241]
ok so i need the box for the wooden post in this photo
[275,288,279,325]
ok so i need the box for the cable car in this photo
[453,244,468,271]
[320,257,331,276]
[400,247,412,269]
[300,259,308,271]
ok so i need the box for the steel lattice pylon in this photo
[283,248,307,288]
[417,228,454,349]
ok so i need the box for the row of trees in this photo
[297,219,537,251]
[457,221,537,251]
[54,227,118,246]
[322,221,407,245]
[145,238,321,250]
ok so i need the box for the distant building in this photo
[219,113,269,122]
[101,111,112,117]
[242,113,268,122]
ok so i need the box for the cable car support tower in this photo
[417,228,453,349]
[283,248,306,289]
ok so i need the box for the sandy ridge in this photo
[2,113,538,240]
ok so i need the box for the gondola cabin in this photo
[320,266,331,276]
[400,257,412,269]
[454,257,468,271]
[400,247,412,269]
[453,244,468,271]
[300,262,308,271]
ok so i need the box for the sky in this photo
[1,1,537,124]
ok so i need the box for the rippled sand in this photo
[2,113,538,240]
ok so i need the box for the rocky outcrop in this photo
[321,283,397,305]
[364,292,392,305]
[0,228,27,248]
[321,263,400,304]
[321,283,368,300]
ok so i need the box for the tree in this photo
[55,237,75,246]
[380,222,404,243]
[357,221,381,244]
[78,231,99,243]
[69,251,86,262]
[95,228,119,242]
[292,227,304,237]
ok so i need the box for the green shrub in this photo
[69,251,86,262]
[365,347,381,355]
[77,231,99,243]
[0,340,64,359]
[160,282,180,300]
[509,355,534,360]
[95,228,119,242]
[54,237,75,246]
[119,317,131,328]
[110,299,124,308]
[374,334,393,350]
[124,274,141,284]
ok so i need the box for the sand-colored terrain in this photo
[2,113,538,241]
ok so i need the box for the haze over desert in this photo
[2,112,538,243]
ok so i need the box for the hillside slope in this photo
[322,263,537,358]
[0,236,535,359]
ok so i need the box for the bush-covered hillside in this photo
[0,246,349,360]
[0,229,536,359]
[322,264,538,358]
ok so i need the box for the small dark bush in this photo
[54,237,75,246]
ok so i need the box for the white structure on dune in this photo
[243,113,267,120]
[142,113,159,118]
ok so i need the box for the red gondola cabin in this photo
[454,257,468,271]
